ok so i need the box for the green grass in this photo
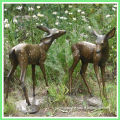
[4,96,18,116]
[88,81,117,117]
[103,81,117,115]
[48,83,72,107]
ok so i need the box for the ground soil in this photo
[4,85,116,118]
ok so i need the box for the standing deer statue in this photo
[5,25,66,107]
[69,27,115,98]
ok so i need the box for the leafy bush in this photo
[48,83,71,106]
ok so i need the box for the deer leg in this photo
[100,65,107,98]
[94,64,102,97]
[40,63,48,86]
[32,65,36,97]
[69,55,80,94]
[20,67,30,106]
[80,62,93,97]
[5,64,18,102]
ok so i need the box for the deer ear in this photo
[92,29,99,37]
[37,25,50,34]
[105,27,116,40]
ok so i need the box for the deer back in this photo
[10,43,45,65]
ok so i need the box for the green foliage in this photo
[48,83,70,106]
[103,82,117,115]
[89,82,117,117]
[4,96,18,116]
[4,4,117,80]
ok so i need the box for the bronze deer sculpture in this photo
[5,25,66,106]
[69,27,115,98]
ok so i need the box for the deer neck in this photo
[39,38,54,52]
[100,43,109,62]
[102,43,109,55]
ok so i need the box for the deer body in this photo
[74,41,96,63]
[74,41,109,64]
[5,26,66,106]
[10,39,53,65]
[69,28,115,97]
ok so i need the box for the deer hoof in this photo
[26,105,40,114]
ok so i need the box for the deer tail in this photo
[9,49,17,64]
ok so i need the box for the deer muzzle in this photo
[59,30,66,35]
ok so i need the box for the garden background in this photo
[4,4,117,117]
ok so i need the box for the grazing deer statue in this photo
[69,27,115,98]
[5,25,66,106]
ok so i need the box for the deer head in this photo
[93,27,116,53]
[37,25,66,39]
